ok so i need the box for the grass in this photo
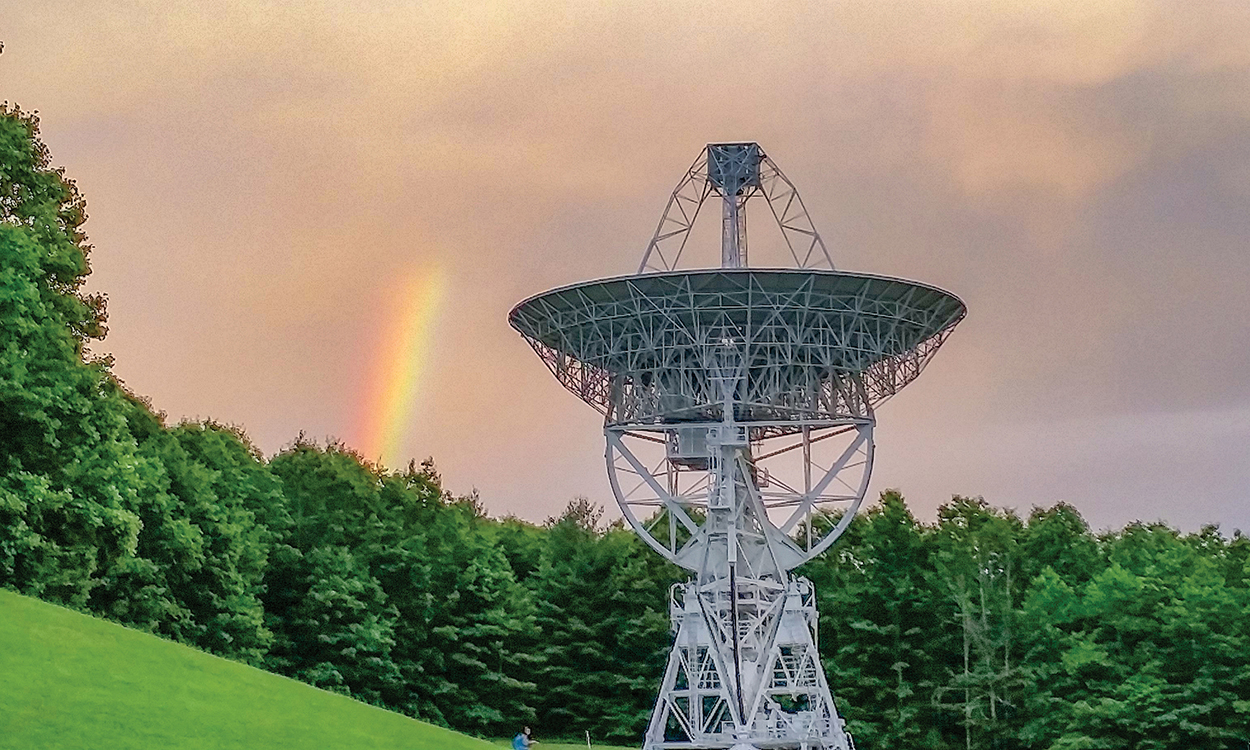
[489,740,634,750]
[0,589,495,750]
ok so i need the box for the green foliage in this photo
[1020,524,1250,749]
[408,496,537,734]
[930,497,1024,748]
[803,496,1250,750]
[263,442,538,734]
[802,491,950,749]
[1018,502,1102,588]
[488,742,634,750]
[0,107,145,608]
[527,499,680,743]
[90,409,276,662]
[0,104,105,344]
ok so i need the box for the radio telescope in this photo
[511,143,965,750]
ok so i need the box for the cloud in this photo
[4,0,1249,528]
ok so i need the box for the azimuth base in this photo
[645,576,851,750]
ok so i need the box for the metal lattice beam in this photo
[638,144,833,273]
[511,270,964,430]
[511,142,964,750]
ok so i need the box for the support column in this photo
[642,426,852,750]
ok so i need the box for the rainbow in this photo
[357,267,447,469]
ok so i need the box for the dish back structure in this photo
[511,143,965,750]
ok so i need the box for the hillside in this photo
[0,590,494,750]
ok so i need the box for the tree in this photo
[0,104,106,345]
[528,499,678,743]
[1018,502,1101,590]
[264,443,539,734]
[802,492,952,748]
[932,497,1023,750]
[413,495,538,734]
[1018,523,1250,749]
[263,441,404,704]
[267,543,402,702]
[0,106,145,608]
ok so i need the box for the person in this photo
[512,726,538,750]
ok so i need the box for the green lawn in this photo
[489,740,634,750]
[0,589,494,750]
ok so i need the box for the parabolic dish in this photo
[510,269,965,428]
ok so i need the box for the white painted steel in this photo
[511,143,961,750]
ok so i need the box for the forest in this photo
[2,104,1249,750]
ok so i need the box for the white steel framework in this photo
[638,143,836,273]
[510,143,965,750]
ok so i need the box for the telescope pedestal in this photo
[643,574,852,750]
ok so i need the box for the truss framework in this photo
[511,270,964,431]
[649,577,850,750]
[638,145,835,273]
[510,142,964,750]
[635,411,854,750]
[605,419,873,571]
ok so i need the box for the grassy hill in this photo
[0,589,498,750]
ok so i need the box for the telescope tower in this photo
[511,143,965,750]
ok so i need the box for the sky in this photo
[3,0,1250,532]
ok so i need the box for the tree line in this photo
[3,105,1250,749]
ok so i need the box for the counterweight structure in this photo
[511,143,965,750]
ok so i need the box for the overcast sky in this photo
[4,0,1250,532]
